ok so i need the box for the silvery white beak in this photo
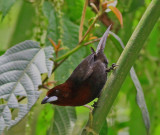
[41,96,58,104]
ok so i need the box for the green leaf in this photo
[63,0,94,25]
[129,0,145,12]
[43,1,60,45]
[0,0,17,20]
[146,23,159,57]
[129,93,146,135]
[0,40,53,134]
[130,68,150,133]
[8,1,36,47]
[36,104,54,135]
[0,51,5,56]
[47,106,77,135]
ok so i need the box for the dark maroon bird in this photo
[41,25,115,106]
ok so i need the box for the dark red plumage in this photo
[41,25,115,106]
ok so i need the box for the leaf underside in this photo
[0,40,53,134]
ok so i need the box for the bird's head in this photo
[41,84,71,105]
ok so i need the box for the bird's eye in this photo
[55,89,60,94]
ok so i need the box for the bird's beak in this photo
[41,96,58,104]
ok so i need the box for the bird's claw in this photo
[83,105,93,111]
[111,63,118,69]
[91,101,98,108]
[106,63,118,72]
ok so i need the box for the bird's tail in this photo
[96,25,111,54]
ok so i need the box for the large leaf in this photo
[0,40,53,134]
[128,0,144,12]
[8,1,36,47]
[0,0,17,20]
[47,106,77,135]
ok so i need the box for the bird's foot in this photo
[106,63,118,72]
[91,101,98,108]
[83,105,93,112]
[83,105,93,126]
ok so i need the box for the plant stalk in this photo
[54,44,83,62]
[79,0,89,42]
[81,0,160,134]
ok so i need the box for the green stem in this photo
[81,0,160,134]
[54,44,84,62]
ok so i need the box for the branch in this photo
[79,14,100,44]
[81,0,160,134]
[84,38,101,46]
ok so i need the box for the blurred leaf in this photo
[146,23,159,57]
[47,106,77,135]
[110,31,150,133]
[155,124,160,135]
[130,68,150,133]
[129,0,145,12]
[109,6,123,27]
[63,0,95,25]
[8,1,36,47]
[0,40,53,134]
[36,104,54,135]
[129,92,146,135]
[63,0,84,23]
[0,0,17,20]
[43,1,60,45]
[0,51,5,56]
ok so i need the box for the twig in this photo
[79,0,88,42]
[90,2,99,13]
[38,85,50,90]
[42,57,67,84]
[18,96,26,102]
[79,14,100,44]
[84,38,101,46]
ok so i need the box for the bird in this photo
[41,25,116,106]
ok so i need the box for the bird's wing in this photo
[66,54,95,84]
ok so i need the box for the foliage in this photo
[0,41,53,134]
[0,0,160,135]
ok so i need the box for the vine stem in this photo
[81,0,160,134]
